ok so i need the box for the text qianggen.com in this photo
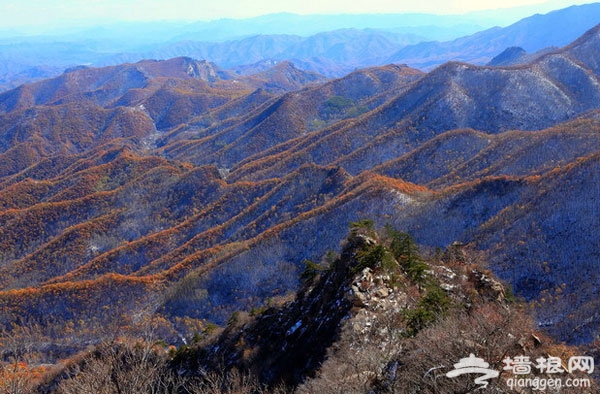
[506,376,592,391]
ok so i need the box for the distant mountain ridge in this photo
[126,4,600,75]
[388,3,600,69]
[0,3,598,91]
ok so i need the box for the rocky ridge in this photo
[160,226,594,394]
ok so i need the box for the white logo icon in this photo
[446,353,499,388]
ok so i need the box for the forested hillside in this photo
[0,23,598,392]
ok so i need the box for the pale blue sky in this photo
[1,0,596,29]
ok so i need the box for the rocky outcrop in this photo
[190,234,371,386]
[469,269,506,302]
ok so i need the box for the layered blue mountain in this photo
[1,4,598,91]
[387,3,600,69]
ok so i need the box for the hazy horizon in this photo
[2,0,598,34]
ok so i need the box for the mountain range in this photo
[0,17,598,374]
[387,3,600,68]
[1,3,599,92]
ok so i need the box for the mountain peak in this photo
[239,60,327,93]
[134,57,233,82]
[487,46,527,66]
